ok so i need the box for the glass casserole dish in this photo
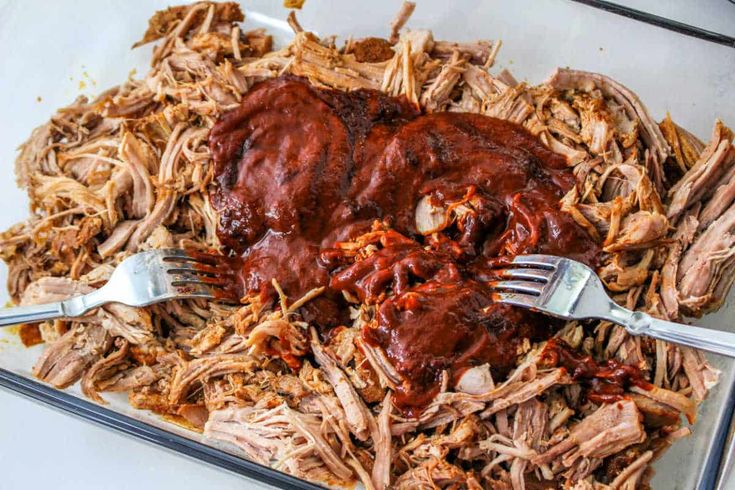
[0,1,734,489]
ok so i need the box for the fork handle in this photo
[607,303,735,358]
[0,302,65,327]
[0,288,108,327]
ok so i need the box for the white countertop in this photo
[0,1,734,489]
[0,391,252,490]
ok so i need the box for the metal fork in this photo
[489,254,735,358]
[0,249,238,327]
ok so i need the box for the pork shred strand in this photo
[0,1,731,488]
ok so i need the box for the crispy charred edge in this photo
[0,0,730,488]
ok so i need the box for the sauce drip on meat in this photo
[209,76,600,409]
[541,338,651,404]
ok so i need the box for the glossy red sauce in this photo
[541,338,651,404]
[209,76,600,409]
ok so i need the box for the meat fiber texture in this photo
[0,1,730,489]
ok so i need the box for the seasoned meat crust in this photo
[0,2,729,489]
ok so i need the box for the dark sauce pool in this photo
[209,76,601,410]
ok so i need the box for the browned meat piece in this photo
[98,220,139,258]
[97,365,160,392]
[133,2,243,48]
[205,405,354,482]
[284,0,305,8]
[629,383,696,423]
[604,211,668,252]
[204,406,291,464]
[286,11,303,34]
[432,40,497,66]
[372,393,393,490]
[284,409,354,481]
[681,347,720,401]
[660,113,705,174]
[573,93,614,155]
[3,3,733,488]
[394,458,478,489]
[168,354,258,403]
[272,374,308,401]
[190,323,228,356]
[18,324,43,347]
[389,1,416,44]
[609,449,653,488]
[190,31,246,61]
[480,368,571,417]
[420,51,466,112]
[410,416,480,463]
[601,444,650,486]
[660,209,699,319]
[244,29,273,58]
[102,81,156,118]
[311,332,375,442]
[698,147,735,230]
[119,131,156,219]
[513,398,547,450]
[81,338,130,404]
[352,346,385,403]
[533,400,645,465]
[357,336,402,390]
[125,191,176,252]
[32,324,111,388]
[599,249,655,292]
[667,120,734,220]
[628,393,680,428]
[351,37,395,63]
[176,404,209,430]
[244,318,307,369]
[677,199,735,315]
[289,33,385,91]
[547,69,669,166]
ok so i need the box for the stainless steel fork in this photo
[490,254,735,358]
[0,249,237,327]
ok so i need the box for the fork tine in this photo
[165,262,221,275]
[170,279,239,300]
[168,272,231,287]
[165,261,236,276]
[492,291,539,309]
[171,282,217,299]
[487,280,544,296]
[496,267,553,282]
[161,248,226,266]
[160,249,240,302]
[511,254,559,270]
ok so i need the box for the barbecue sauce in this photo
[209,76,600,409]
[541,338,652,404]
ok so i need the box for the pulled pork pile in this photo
[1,2,732,488]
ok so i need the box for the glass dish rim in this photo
[0,2,734,489]
[0,368,323,490]
[569,0,735,48]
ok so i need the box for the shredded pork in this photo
[0,2,731,489]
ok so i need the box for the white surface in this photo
[0,1,734,490]
[612,0,735,37]
[0,393,251,490]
